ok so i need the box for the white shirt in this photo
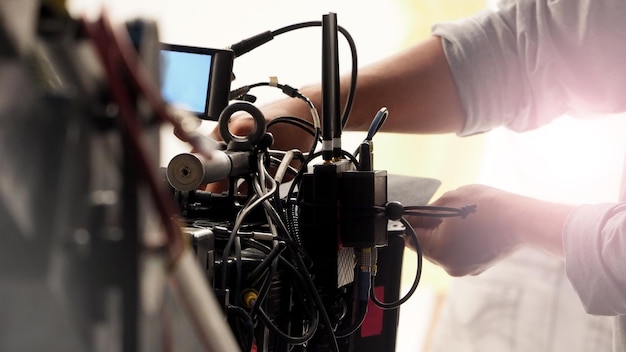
[432,0,626,349]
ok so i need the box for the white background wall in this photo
[67,0,408,165]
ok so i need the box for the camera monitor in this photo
[160,43,234,120]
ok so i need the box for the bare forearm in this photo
[343,36,465,133]
[506,193,575,259]
[264,36,466,134]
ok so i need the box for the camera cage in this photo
[0,6,475,352]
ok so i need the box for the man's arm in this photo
[410,184,576,277]
[310,35,466,133]
[225,36,467,151]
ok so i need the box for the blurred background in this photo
[64,1,626,350]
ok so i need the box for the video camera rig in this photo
[165,12,477,351]
[0,3,475,351]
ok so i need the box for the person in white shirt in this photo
[221,0,626,349]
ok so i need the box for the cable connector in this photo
[371,247,378,277]
[357,248,374,303]
[242,289,258,309]
[460,204,478,219]
[268,77,300,98]
[229,30,274,57]
[229,86,251,100]
[280,84,300,98]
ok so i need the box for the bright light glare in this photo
[479,114,626,204]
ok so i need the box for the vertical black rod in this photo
[322,12,341,161]
[122,131,140,352]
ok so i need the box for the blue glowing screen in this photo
[160,50,212,114]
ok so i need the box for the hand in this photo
[204,99,315,192]
[208,98,316,151]
[408,184,524,276]
[408,184,574,276]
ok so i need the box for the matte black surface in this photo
[354,174,440,352]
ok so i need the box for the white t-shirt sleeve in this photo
[432,0,626,136]
[563,203,626,315]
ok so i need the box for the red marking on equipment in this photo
[361,286,384,337]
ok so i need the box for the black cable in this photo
[262,196,314,276]
[283,128,321,247]
[257,307,319,345]
[243,239,304,287]
[370,217,422,310]
[380,201,477,222]
[240,192,328,347]
[242,238,272,253]
[289,148,360,195]
[234,236,243,301]
[268,115,316,130]
[287,148,359,206]
[403,204,477,219]
[231,80,322,154]
[220,194,262,289]
[246,241,286,286]
[260,182,340,351]
[284,204,302,249]
[270,21,358,129]
[242,239,317,323]
[335,301,368,339]
[245,242,321,346]
[267,115,318,138]
[268,154,302,216]
[227,305,255,352]
[340,149,359,167]
[250,254,279,319]
[283,147,359,265]
[260,190,295,242]
[290,245,340,352]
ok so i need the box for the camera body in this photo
[165,97,391,350]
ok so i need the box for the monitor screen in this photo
[160,44,234,120]
[160,49,213,115]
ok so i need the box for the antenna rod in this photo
[321,12,341,161]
